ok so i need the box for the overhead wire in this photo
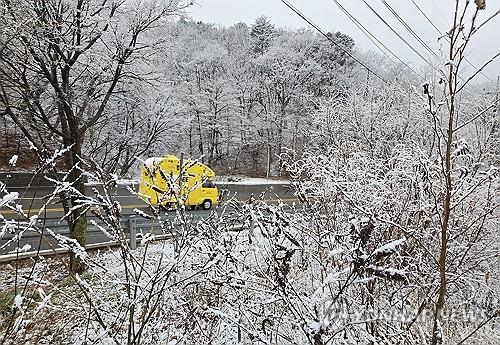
[407,1,498,124]
[381,0,440,61]
[362,0,433,67]
[330,0,395,63]
[280,0,436,104]
[410,0,442,35]
[370,1,497,122]
[362,0,473,86]
[330,0,422,79]
[280,0,388,84]
[410,0,496,84]
[280,0,497,131]
[430,0,450,25]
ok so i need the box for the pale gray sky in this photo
[190,0,500,83]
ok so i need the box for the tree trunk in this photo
[196,110,204,162]
[266,141,271,178]
[431,20,457,342]
[67,134,88,273]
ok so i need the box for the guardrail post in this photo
[174,221,180,255]
[129,216,137,250]
[249,216,255,237]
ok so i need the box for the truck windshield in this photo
[202,180,215,188]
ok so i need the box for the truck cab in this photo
[138,155,218,210]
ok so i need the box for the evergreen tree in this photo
[250,16,276,55]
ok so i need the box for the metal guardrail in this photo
[0,216,178,262]
[2,216,127,236]
[0,215,246,263]
[0,216,159,243]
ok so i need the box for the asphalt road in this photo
[0,182,297,255]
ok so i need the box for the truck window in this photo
[202,181,215,188]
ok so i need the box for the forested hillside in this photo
[84,17,363,176]
[2,13,497,177]
[80,18,500,177]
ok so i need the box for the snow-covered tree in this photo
[0,0,190,272]
[250,16,276,55]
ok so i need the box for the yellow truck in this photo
[138,155,218,210]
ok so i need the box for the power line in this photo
[331,0,395,63]
[330,0,421,79]
[410,0,442,35]
[381,0,440,61]
[280,0,388,84]
[362,0,432,67]
[365,1,477,87]
[410,0,496,84]
[430,0,450,25]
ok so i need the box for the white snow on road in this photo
[216,176,289,185]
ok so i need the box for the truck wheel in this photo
[201,200,212,210]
